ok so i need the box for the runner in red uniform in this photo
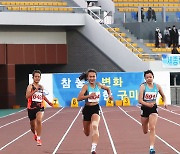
[26,70,53,146]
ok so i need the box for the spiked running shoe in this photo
[37,139,42,146]
[149,148,155,154]
[92,151,96,154]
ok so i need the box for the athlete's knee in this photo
[149,125,155,132]
[84,130,90,136]
[91,121,99,136]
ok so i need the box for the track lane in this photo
[121,106,180,153]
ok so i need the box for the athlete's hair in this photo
[32,70,41,77]
[144,70,154,78]
[79,69,97,81]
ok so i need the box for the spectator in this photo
[155,27,162,48]
[178,28,180,48]
[171,25,179,47]
[164,27,171,48]
[136,7,145,22]
[171,47,179,54]
[168,27,172,47]
[147,7,156,22]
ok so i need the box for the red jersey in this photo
[27,88,44,109]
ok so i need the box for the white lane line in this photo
[172,105,180,108]
[159,106,180,116]
[0,107,64,151]
[0,108,27,118]
[100,107,117,154]
[158,116,180,126]
[118,106,180,154]
[0,116,28,129]
[52,107,82,154]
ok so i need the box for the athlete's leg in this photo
[83,121,91,136]
[90,114,100,153]
[149,113,158,148]
[141,117,149,134]
[36,111,44,137]
[91,114,100,144]
[30,119,36,134]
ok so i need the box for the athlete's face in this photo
[87,72,96,84]
[33,73,41,84]
[145,73,153,84]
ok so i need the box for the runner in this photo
[138,70,167,154]
[26,70,53,146]
[77,69,113,154]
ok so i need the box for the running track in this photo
[0,105,179,154]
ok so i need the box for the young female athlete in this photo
[77,69,113,154]
[138,70,167,154]
[26,70,53,146]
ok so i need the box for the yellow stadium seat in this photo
[62,2,67,6]
[7,6,12,10]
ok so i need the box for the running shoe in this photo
[149,148,155,154]
[34,134,37,141]
[37,139,42,146]
[92,151,96,154]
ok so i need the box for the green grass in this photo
[0,108,26,118]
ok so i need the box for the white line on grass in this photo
[100,107,117,154]
[52,107,82,154]
[118,106,180,154]
[0,107,64,151]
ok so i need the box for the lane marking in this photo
[159,106,180,116]
[0,116,28,129]
[0,108,27,118]
[158,116,180,126]
[100,107,117,154]
[52,108,82,154]
[0,108,64,151]
[118,106,180,154]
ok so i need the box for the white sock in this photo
[91,143,97,152]
[150,145,154,149]
[37,136,41,140]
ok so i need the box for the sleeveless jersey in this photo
[85,83,100,103]
[27,86,44,109]
[143,83,158,103]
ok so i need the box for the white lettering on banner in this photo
[88,92,100,102]
[32,91,43,102]
[75,78,85,88]
[144,92,157,101]
[102,90,108,100]
[61,78,71,88]
[162,54,180,68]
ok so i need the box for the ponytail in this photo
[79,69,97,81]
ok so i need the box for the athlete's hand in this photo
[109,95,113,101]
[146,102,155,108]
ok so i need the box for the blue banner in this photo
[162,54,180,68]
[53,72,144,107]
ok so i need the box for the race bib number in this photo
[88,92,100,102]
[144,92,157,101]
[32,91,43,102]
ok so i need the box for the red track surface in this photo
[0,105,179,154]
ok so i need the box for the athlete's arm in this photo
[98,83,113,100]
[138,84,155,108]
[43,95,53,106]
[77,84,95,101]
[157,84,167,108]
[25,84,37,99]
